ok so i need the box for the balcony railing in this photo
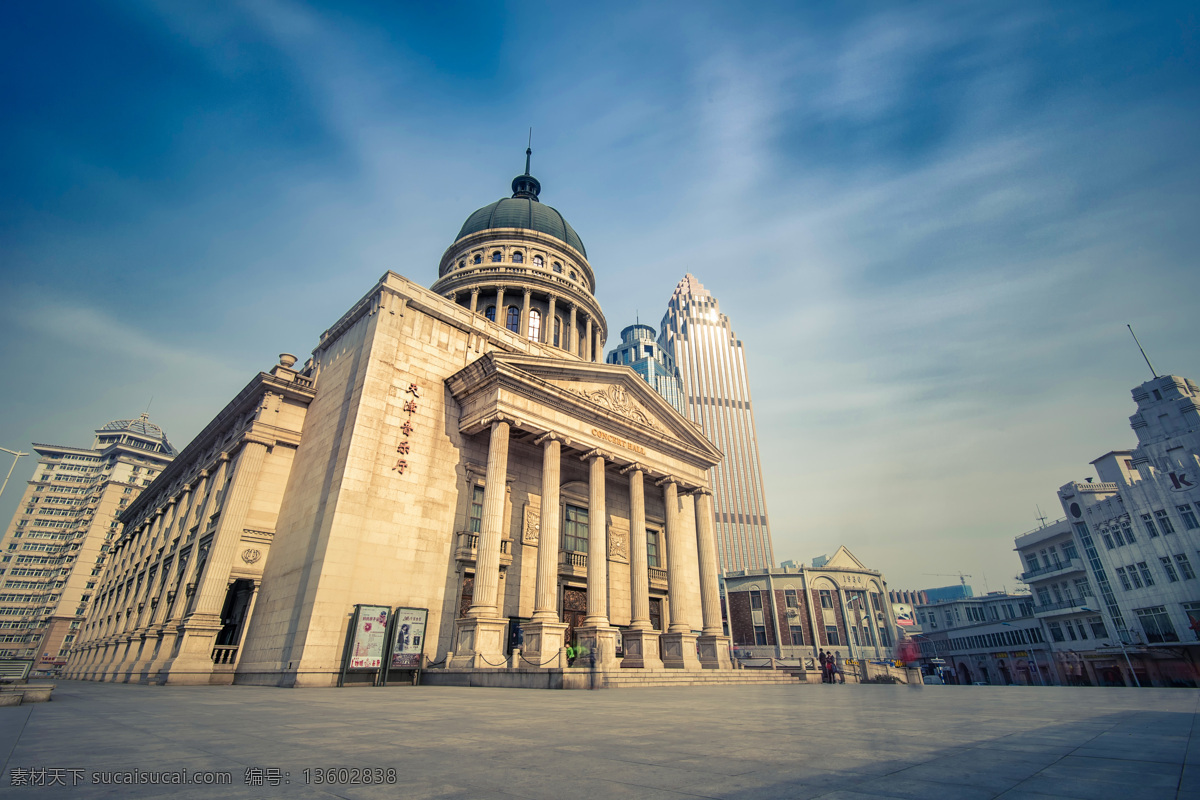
[648,567,667,584]
[453,532,513,568]
[1033,594,1095,615]
[1021,558,1085,582]
[211,645,238,665]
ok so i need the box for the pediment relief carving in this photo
[564,383,660,431]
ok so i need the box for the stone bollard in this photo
[558,646,568,669]
[510,648,521,669]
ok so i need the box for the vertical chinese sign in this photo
[393,382,420,475]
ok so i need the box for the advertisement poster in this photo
[349,605,390,670]
[390,607,428,669]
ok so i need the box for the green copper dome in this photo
[454,148,587,257]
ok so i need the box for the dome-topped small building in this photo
[94,413,176,455]
[431,149,606,362]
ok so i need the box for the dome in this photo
[98,413,175,453]
[453,148,587,257]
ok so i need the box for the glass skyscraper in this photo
[659,275,775,572]
[605,324,686,414]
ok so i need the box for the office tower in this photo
[660,274,775,572]
[605,324,686,414]
[0,415,175,672]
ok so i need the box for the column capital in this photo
[470,287,480,295]
[481,415,521,431]
[618,462,643,475]
[522,287,532,297]
[655,475,681,488]
[684,486,713,497]
[534,431,570,447]
[579,448,613,463]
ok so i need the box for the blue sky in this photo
[2,1,1197,591]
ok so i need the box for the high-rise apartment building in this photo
[0,415,174,672]
[659,274,775,572]
[605,324,685,414]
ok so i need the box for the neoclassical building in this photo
[65,155,733,686]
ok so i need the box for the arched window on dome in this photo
[570,270,577,280]
[474,254,482,264]
[506,306,520,333]
[485,306,496,323]
[491,251,503,263]
[457,260,465,270]
[553,317,561,347]
[553,262,563,273]
[527,309,541,341]
[512,251,524,264]
[533,255,544,268]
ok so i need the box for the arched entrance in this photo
[957,662,972,684]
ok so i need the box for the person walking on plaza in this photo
[818,650,829,683]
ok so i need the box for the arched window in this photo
[506,306,520,333]
[553,262,563,273]
[533,255,544,268]
[491,251,502,263]
[485,306,496,322]
[553,317,561,346]
[457,260,465,270]
[527,309,541,341]
[512,251,524,263]
[473,254,482,264]
[569,270,577,280]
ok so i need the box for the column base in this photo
[697,634,732,669]
[448,616,509,669]
[620,628,664,669]
[520,620,568,668]
[158,617,222,685]
[573,625,620,669]
[660,631,701,670]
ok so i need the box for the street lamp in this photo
[0,446,29,502]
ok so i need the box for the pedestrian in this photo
[818,650,828,683]
[833,652,845,684]
[566,643,577,667]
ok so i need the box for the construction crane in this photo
[923,572,973,587]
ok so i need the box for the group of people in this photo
[818,649,845,684]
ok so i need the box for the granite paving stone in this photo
[0,681,1197,799]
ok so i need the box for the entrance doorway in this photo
[562,588,587,645]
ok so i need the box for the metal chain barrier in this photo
[519,652,562,668]
[475,653,510,667]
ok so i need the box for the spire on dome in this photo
[511,131,541,200]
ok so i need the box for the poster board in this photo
[339,604,390,686]
[388,607,428,669]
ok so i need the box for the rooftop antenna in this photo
[1127,324,1158,379]
[145,396,154,415]
[525,127,532,175]
[1036,504,1048,527]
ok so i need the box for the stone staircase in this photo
[588,668,804,689]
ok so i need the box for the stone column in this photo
[521,289,532,339]
[584,316,593,361]
[522,433,568,665]
[620,464,662,669]
[693,489,732,669]
[658,478,700,669]
[469,288,479,314]
[495,288,506,325]
[162,440,269,684]
[567,304,577,355]
[574,450,618,668]
[594,333,604,363]
[451,420,512,668]
[545,296,557,345]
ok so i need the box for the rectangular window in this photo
[1161,556,1180,582]
[1127,566,1143,589]
[750,591,763,610]
[1137,562,1155,587]
[468,486,485,533]
[1047,621,1065,643]
[785,588,799,608]
[789,625,804,645]
[1142,513,1159,538]
[1122,522,1136,544]
[561,505,589,553]
[1026,554,1040,571]
[825,625,840,646]
[1065,621,1077,640]
[753,626,767,645]
[1179,505,1200,531]
[1135,606,1179,643]
[1156,510,1176,535]
[1102,532,1116,550]
[850,626,860,646]
[1175,553,1196,580]
[1063,542,1079,561]
[1074,578,1092,598]
[819,589,833,608]
[1089,616,1108,638]
[646,531,660,568]
[1115,567,1132,591]
[1183,603,1200,641]
[1112,527,1125,547]
[1036,587,1051,606]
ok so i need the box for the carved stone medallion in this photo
[523,503,541,544]
[241,548,262,564]
[607,524,629,562]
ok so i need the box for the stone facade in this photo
[65,162,732,686]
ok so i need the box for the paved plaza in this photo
[1,681,1198,799]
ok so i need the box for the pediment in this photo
[824,546,869,571]
[446,353,722,470]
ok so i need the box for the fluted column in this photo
[521,289,532,339]
[533,435,561,619]
[545,296,557,345]
[625,466,651,629]
[661,478,689,632]
[584,451,609,625]
[469,288,479,314]
[584,316,593,361]
[692,489,723,636]
[568,304,577,355]
[495,288,506,325]
[469,420,510,618]
[594,333,604,363]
